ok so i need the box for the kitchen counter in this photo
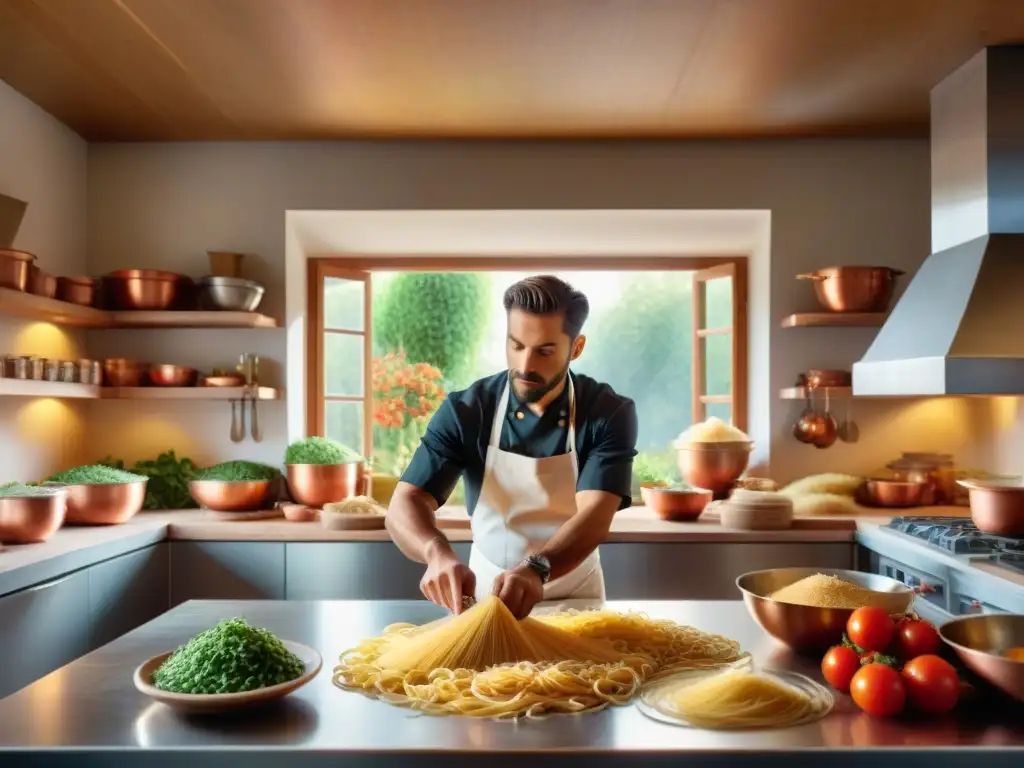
[0,599,1020,767]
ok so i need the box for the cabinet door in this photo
[88,544,170,648]
[0,570,91,699]
[170,542,285,605]
[285,542,472,600]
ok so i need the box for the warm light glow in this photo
[12,322,80,359]
[16,399,80,442]
[96,410,203,459]
[986,396,1021,432]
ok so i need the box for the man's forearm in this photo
[534,490,620,581]
[385,481,455,564]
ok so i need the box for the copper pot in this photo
[58,480,147,525]
[0,489,67,543]
[286,462,369,508]
[805,369,851,388]
[148,364,198,387]
[27,264,57,298]
[56,276,97,306]
[200,373,246,387]
[675,441,752,495]
[858,479,928,508]
[103,358,148,387]
[0,249,36,291]
[639,483,713,521]
[189,480,275,512]
[797,266,904,313]
[104,269,180,310]
[958,479,1024,536]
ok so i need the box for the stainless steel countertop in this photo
[0,600,1021,765]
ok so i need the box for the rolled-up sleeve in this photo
[576,399,638,509]
[399,397,466,507]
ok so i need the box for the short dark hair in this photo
[502,275,590,338]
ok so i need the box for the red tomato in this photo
[894,620,941,660]
[850,663,906,717]
[847,606,896,652]
[822,646,861,693]
[902,655,960,714]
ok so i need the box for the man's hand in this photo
[420,548,476,614]
[493,564,544,620]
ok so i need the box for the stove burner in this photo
[991,551,1024,575]
[885,516,1024,555]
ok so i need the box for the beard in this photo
[511,359,571,403]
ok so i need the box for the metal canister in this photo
[29,357,44,381]
[78,359,98,385]
[12,356,30,380]
[90,360,101,386]
[60,361,77,383]
[44,359,60,382]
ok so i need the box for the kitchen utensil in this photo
[674,441,752,496]
[957,478,1024,536]
[889,453,956,505]
[0,249,35,291]
[736,567,914,653]
[202,373,246,387]
[103,358,148,387]
[188,480,276,512]
[229,399,244,443]
[148,364,198,387]
[250,394,262,442]
[29,357,44,380]
[718,490,794,531]
[286,462,370,508]
[198,275,265,312]
[812,389,838,449]
[133,640,321,713]
[792,385,815,443]
[796,266,904,313]
[806,369,851,388]
[837,399,859,443]
[104,269,180,310]
[640,483,713,521]
[858,479,929,508]
[27,264,57,298]
[207,251,244,278]
[939,614,1024,702]
[53,480,148,525]
[237,353,260,385]
[55,276,97,306]
[0,487,66,544]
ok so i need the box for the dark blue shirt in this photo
[400,370,638,515]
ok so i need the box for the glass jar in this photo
[43,359,60,382]
[29,357,44,381]
[60,361,77,383]
[12,356,30,380]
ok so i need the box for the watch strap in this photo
[522,554,551,584]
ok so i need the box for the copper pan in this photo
[0,489,66,543]
[28,264,57,298]
[56,276,97,306]
[189,480,275,512]
[957,479,1024,536]
[0,249,36,291]
[940,614,1024,702]
[57,480,147,525]
[797,266,904,313]
[285,462,369,508]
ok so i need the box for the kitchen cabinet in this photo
[170,542,285,605]
[285,543,472,600]
[88,544,169,647]
[0,569,91,700]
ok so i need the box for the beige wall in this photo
[83,139,1003,483]
[0,81,88,482]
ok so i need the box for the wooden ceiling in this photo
[1,0,1023,141]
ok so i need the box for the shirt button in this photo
[515,411,524,420]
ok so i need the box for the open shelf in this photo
[0,381,281,400]
[0,379,100,398]
[780,312,886,329]
[0,287,279,329]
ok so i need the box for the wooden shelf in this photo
[0,287,279,329]
[780,312,886,328]
[0,379,100,398]
[100,386,281,400]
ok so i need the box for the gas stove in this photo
[885,516,1024,574]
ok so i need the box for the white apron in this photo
[468,375,605,604]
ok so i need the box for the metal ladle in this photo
[838,398,860,443]
[793,386,820,443]
[813,388,838,449]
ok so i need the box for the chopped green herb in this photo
[284,436,363,466]
[0,482,62,498]
[152,618,304,695]
[45,464,147,486]
[193,460,280,482]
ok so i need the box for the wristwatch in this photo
[522,554,552,584]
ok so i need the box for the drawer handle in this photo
[913,583,936,595]
[25,572,76,594]
[970,600,982,609]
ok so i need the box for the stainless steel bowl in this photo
[736,567,915,654]
[197,276,265,312]
[940,614,1024,701]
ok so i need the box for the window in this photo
[307,258,747,498]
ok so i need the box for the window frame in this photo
[306,255,749,455]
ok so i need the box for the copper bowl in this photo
[56,276,97,306]
[0,489,67,543]
[675,441,753,495]
[103,358,149,387]
[940,614,1024,702]
[737,567,915,653]
[797,266,904,313]
[640,483,713,521]
[859,479,929,508]
[27,264,57,299]
[201,373,246,387]
[104,269,180,311]
[957,479,1024,536]
[149,364,198,387]
[806,369,852,388]
[285,462,369,508]
[55,480,148,525]
[0,249,36,291]
[189,480,276,512]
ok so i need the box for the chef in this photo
[385,275,638,620]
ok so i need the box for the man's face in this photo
[506,308,585,402]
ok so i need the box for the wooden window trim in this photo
[307,255,748,453]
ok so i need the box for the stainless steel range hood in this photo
[853,46,1024,397]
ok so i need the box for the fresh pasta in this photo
[332,596,743,719]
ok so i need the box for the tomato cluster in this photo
[821,607,960,717]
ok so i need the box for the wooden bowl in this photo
[133,640,321,713]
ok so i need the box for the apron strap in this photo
[490,374,577,454]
